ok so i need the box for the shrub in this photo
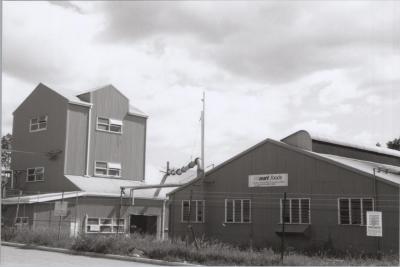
[2,228,398,266]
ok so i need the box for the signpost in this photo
[248,173,288,264]
[54,201,68,217]
[366,211,382,237]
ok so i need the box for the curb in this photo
[1,241,194,266]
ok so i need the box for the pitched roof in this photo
[286,130,400,158]
[1,190,167,205]
[129,105,148,118]
[168,136,400,196]
[49,86,92,107]
[316,153,400,186]
[64,175,175,199]
[77,84,148,118]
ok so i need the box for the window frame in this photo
[26,167,45,182]
[85,217,125,233]
[96,117,123,134]
[29,115,48,132]
[224,198,251,224]
[181,200,205,223]
[94,161,122,178]
[338,197,374,226]
[15,217,29,226]
[280,198,311,224]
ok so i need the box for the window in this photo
[96,117,122,133]
[280,198,310,224]
[15,217,29,226]
[94,162,121,177]
[181,200,205,223]
[30,115,47,132]
[225,199,251,223]
[86,217,125,233]
[26,167,44,182]
[338,198,374,225]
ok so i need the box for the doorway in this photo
[129,215,157,235]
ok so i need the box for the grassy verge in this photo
[1,227,398,266]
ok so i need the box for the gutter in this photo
[85,93,92,177]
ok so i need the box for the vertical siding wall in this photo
[65,104,89,175]
[169,141,399,253]
[11,84,77,193]
[88,86,146,180]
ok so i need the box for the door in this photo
[129,215,157,235]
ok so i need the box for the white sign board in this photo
[366,211,382,237]
[54,201,68,217]
[248,173,288,187]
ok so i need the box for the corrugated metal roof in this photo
[316,153,400,185]
[307,131,400,158]
[49,86,92,107]
[64,175,176,198]
[2,191,85,204]
[1,190,169,205]
[128,105,148,118]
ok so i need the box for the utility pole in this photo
[280,192,287,264]
[372,168,382,259]
[201,92,205,178]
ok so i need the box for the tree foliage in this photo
[386,137,400,151]
[1,133,12,169]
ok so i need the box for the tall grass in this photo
[1,227,398,266]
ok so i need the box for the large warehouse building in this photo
[168,130,400,254]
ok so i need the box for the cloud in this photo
[96,1,400,84]
[2,1,399,183]
[48,1,84,14]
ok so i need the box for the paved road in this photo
[0,246,160,267]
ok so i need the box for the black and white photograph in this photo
[0,1,399,266]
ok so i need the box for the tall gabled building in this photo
[3,83,170,238]
[11,83,147,193]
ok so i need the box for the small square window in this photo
[110,125,122,133]
[108,169,120,177]
[97,124,109,131]
[26,167,44,182]
[30,115,47,132]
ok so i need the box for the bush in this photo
[2,228,398,266]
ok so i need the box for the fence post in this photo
[14,190,22,225]
[74,192,79,237]
[280,192,287,264]
[57,191,64,240]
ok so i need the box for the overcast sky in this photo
[2,1,400,183]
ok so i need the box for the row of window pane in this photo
[97,117,122,133]
[95,161,121,177]
[26,167,44,182]
[30,115,47,132]
[339,198,373,225]
[86,217,125,233]
[281,198,310,224]
[181,198,373,225]
[226,199,251,223]
[182,200,205,223]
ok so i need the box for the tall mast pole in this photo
[201,92,205,177]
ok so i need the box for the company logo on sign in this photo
[248,173,288,187]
